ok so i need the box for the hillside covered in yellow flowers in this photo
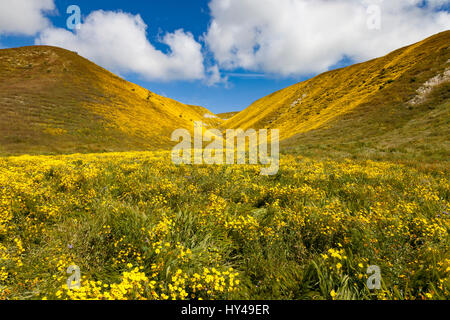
[1,32,448,160]
[0,46,222,155]
[224,31,450,162]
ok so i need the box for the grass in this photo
[0,152,448,300]
[217,112,240,120]
[224,31,450,148]
[0,32,449,301]
[0,46,222,156]
[282,98,450,163]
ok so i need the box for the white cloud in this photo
[36,10,206,82]
[205,64,228,86]
[0,0,55,35]
[204,0,450,76]
[7,0,448,83]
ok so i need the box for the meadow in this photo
[0,151,448,300]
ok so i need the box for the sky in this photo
[0,0,449,114]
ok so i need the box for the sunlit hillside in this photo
[0,46,221,155]
[224,31,450,161]
[218,111,240,120]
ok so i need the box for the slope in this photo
[0,46,220,155]
[223,31,450,161]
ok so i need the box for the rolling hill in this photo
[0,46,221,155]
[223,31,450,161]
[217,111,240,120]
[1,31,449,161]
[1,33,449,302]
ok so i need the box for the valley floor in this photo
[0,151,449,300]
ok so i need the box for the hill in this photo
[218,111,240,120]
[0,46,220,155]
[1,34,449,302]
[223,31,450,162]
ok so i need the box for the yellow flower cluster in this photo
[58,264,239,301]
[0,151,448,300]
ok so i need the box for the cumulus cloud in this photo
[204,0,450,76]
[0,0,55,35]
[36,10,207,82]
[7,0,449,83]
[205,64,228,86]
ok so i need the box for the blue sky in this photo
[0,0,449,114]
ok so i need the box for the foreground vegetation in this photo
[0,151,448,300]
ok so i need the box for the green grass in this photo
[0,46,222,156]
[224,31,450,155]
[0,152,448,300]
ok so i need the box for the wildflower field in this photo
[0,151,449,300]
